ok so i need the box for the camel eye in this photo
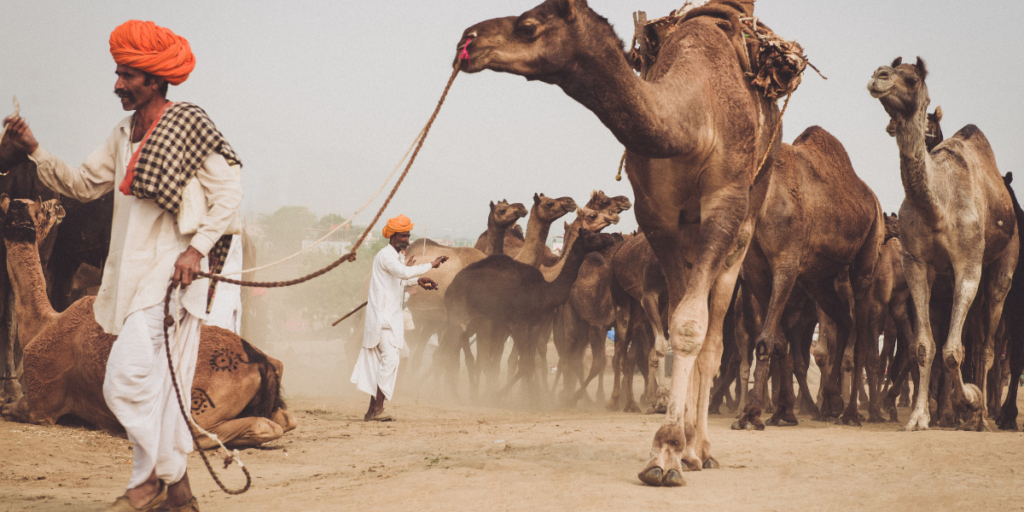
[904,76,918,88]
[516,21,539,39]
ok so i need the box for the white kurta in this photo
[30,115,243,335]
[351,245,431,399]
[206,234,243,334]
[31,113,242,489]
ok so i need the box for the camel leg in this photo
[792,307,820,418]
[732,285,753,413]
[639,192,752,487]
[804,277,855,421]
[736,259,799,430]
[998,302,1024,430]
[0,287,20,403]
[199,417,285,450]
[903,259,937,431]
[938,260,988,430]
[986,321,1007,418]
[959,237,1016,431]
[639,292,668,412]
[606,320,627,410]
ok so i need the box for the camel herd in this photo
[1,0,1022,493]
[448,0,1023,487]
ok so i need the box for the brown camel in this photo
[460,0,785,485]
[868,57,1019,431]
[996,173,1024,430]
[551,193,632,404]
[515,193,577,267]
[607,233,669,413]
[405,199,527,373]
[0,198,296,448]
[441,229,615,399]
[733,125,884,430]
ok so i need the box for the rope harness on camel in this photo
[616,2,824,184]
[160,44,471,495]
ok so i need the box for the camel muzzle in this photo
[1,201,38,243]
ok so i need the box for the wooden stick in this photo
[332,301,367,326]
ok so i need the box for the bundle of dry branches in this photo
[630,2,821,98]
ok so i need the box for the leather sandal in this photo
[105,481,167,511]
[155,496,200,512]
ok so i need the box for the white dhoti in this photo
[102,302,202,489]
[350,328,400,400]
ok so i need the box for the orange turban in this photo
[109,20,195,85]
[382,215,414,239]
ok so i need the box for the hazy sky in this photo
[3,0,1022,241]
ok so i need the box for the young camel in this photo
[868,57,1018,431]
[515,193,577,267]
[441,230,615,400]
[0,198,297,448]
[405,199,527,373]
[460,0,783,485]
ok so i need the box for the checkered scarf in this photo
[127,101,241,311]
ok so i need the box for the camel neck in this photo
[554,18,703,159]
[541,242,589,310]
[515,206,553,268]
[4,240,58,344]
[893,104,940,224]
[484,217,509,256]
[541,221,581,282]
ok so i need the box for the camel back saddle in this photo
[630,0,812,99]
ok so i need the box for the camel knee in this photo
[271,409,298,432]
[670,319,706,356]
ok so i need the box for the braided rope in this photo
[161,54,465,495]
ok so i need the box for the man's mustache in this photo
[114,89,132,99]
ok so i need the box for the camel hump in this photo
[791,126,856,175]
[953,124,985,142]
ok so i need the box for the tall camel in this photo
[460,0,784,485]
[868,57,1018,431]
[0,198,296,447]
[515,193,577,267]
[732,125,883,430]
[405,199,527,373]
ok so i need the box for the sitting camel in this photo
[0,197,296,448]
[869,57,1018,431]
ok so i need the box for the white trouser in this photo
[102,302,202,489]
[351,328,400,400]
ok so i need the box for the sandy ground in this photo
[3,354,1024,512]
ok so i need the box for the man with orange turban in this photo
[4,20,241,512]
[352,215,446,421]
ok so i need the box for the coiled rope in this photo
[163,44,469,495]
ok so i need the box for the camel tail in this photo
[238,338,286,419]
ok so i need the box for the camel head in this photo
[531,192,578,224]
[868,56,930,122]
[571,228,616,254]
[488,199,528,228]
[887,106,943,151]
[569,205,615,233]
[0,196,65,243]
[586,190,632,214]
[883,212,900,242]
[455,0,621,84]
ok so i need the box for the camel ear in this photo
[558,0,578,21]
[934,105,943,121]
[490,200,495,211]
[1006,172,1013,185]
[891,57,902,67]
[533,193,540,204]
[0,194,8,214]
[914,56,927,78]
